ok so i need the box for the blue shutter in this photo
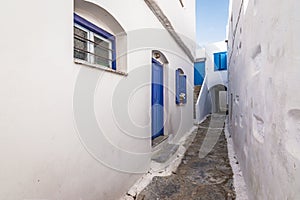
[214,53,220,71]
[214,52,227,71]
[220,52,227,70]
[176,69,187,105]
[179,75,187,104]
[176,69,180,104]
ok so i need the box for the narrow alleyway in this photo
[137,114,235,200]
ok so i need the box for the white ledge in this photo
[74,59,128,76]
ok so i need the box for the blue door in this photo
[152,59,164,139]
[194,61,205,85]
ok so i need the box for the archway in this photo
[209,84,227,113]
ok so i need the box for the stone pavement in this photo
[137,114,235,200]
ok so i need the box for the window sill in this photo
[214,69,227,72]
[74,59,128,76]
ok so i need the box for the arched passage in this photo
[209,84,227,113]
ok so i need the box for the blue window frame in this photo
[176,69,187,105]
[74,14,116,70]
[214,51,227,71]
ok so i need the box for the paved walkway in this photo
[137,114,235,200]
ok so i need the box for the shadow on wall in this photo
[195,76,212,122]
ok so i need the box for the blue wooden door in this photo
[152,59,164,139]
[194,61,205,86]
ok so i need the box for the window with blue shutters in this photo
[176,68,187,105]
[214,51,227,71]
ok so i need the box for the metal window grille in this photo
[74,25,114,68]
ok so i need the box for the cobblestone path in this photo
[137,114,235,200]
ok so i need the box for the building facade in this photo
[0,0,196,199]
[195,41,228,123]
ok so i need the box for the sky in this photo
[196,0,229,46]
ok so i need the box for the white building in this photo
[0,0,196,199]
[195,41,228,123]
[227,0,300,199]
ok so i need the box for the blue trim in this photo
[152,58,161,65]
[74,14,114,39]
[74,13,116,69]
[112,41,116,70]
[175,69,180,104]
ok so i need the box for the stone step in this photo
[151,143,179,163]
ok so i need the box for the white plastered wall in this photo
[204,41,228,90]
[0,0,195,199]
[227,0,300,199]
[154,0,197,57]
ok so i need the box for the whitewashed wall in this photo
[195,76,212,123]
[195,41,227,123]
[0,0,195,199]
[155,0,196,56]
[204,41,228,90]
[227,0,300,199]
